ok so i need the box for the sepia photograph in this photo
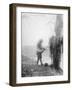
[21,13,63,77]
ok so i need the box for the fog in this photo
[21,13,57,47]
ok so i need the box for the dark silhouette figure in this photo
[36,39,45,65]
[49,36,63,71]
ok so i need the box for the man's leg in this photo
[37,56,39,65]
[40,58,43,65]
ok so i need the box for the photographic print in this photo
[21,13,63,77]
[9,3,70,86]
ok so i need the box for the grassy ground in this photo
[21,64,63,77]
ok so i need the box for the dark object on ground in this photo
[50,64,54,69]
[44,63,48,67]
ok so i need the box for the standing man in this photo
[36,39,45,65]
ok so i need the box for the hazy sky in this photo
[21,13,57,47]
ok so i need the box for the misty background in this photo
[21,13,63,68]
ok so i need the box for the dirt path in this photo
[22,64,63,77]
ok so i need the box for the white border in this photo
[16,7,68,83]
